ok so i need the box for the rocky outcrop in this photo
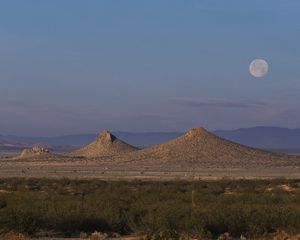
[18,146,51,159]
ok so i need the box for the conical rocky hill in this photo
[71,130,138,158]
[113,128,300,168]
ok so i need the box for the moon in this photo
[249,59,269,77]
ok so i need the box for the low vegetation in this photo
[0,178,300,238]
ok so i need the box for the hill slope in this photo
[71,130,138,158]
[112,128,300,168]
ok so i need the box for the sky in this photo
[0,0,300,136]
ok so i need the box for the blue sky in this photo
[0,0,300,136]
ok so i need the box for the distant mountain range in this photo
[1,127,300,151]
[214,127,300,150]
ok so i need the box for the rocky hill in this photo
[111,128,300,168]
[70,130,138,158]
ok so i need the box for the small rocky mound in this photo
[18,146,51,159]
[70,130,137,158]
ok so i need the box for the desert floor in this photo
[0,156,300,180]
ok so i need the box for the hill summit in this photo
[71,130,137,158]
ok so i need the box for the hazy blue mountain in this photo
[214,127,300,149]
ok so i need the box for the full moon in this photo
[249,59,269,77]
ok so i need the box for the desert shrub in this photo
[3,206,41,234]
